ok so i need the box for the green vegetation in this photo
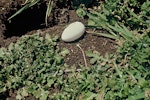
[8,0,53,26]
[0,34,69,99]
[0,33,149,100]
[8,0,93,26]
[77,0,150,41]
[8,0,41,20]
[86,33,150,100]
[1,0,150,100]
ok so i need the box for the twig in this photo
[76,44,88,67]
[64,69,82,73]
[22,0,28,5]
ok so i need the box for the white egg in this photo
[61,21,85,42]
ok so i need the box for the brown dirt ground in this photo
[0,0,116,99]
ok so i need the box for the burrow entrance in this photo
[1,1,70,38]
[4,3,47,37]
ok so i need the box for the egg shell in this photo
[61,21,85,42]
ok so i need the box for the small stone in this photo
[61,21,85,42]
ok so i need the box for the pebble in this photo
[61,21,85,42]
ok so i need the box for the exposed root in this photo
[76,44,88,67]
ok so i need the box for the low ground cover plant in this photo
[0,33,69,99]
[77,0,150,41]
[0,32,149,100]
[0,0,150,100]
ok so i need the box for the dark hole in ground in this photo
[0,90,9,100]
[4,3,47,38]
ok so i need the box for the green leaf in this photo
[93,32,118,40]
[47,79,55,87]
[16,93,22,100]
[82,91,97,100]
[39,90,49,100]
[45,0,53,26]
[127,92,145,100]
[60,48,69,56]
[76,7,86,18]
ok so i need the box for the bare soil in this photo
[0,0,116,99]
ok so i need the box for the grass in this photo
[1,0,150,100]
[8,0,40,20]
[45,0,53,26]
[0,32,149,99]
[8,0,53,26]
[8,0,95,26]
[77,0,150,43]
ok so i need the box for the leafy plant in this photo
[87,15,137,42]
[1,0,150,100]
[117,32,150,71]
[0,33,68,99]
[77,0,150,42]
[85,33,150,100]
[0,30,150,100]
